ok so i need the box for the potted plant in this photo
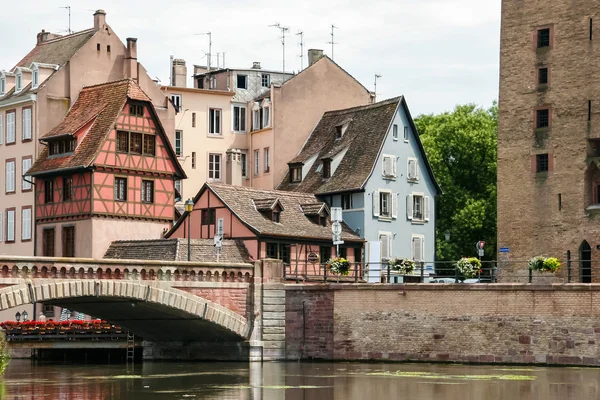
[528,256,561,273]
[326,257,351,276]
[388,258,416,275]
[455,257,482,279]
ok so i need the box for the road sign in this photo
[214,235,222,248]
[307,253,319,263]
[331,221,342,235]
[478,249,484,257]
[217,218,224,236]
[499,247,510,253]
[331,207,343,222]
[333,240,345,245]
[476,241,485,250]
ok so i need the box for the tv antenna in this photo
[296,30,304,70]
[270,23,289,73]
[194,32,212,71]
[60,6,72,34]
[374,74,382,102]
[327,24,338,60]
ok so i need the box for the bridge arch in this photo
[0,280,250,341]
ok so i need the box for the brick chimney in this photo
[252,62,261,69]
[94,9,106,31]
[226,149,243,186]
[308,49,324,66]
[172,59,187,88]
[125,38,138,82]
[37,30,49,44]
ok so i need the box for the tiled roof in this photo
[300,203,327,216]
[253,198,282,211]
[14,29,95,69]
[104,238,253,263]
[201,183,361,241]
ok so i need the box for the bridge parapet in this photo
[0,256,254,283]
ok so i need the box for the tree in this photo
[415,103,497,263]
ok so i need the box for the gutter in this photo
[28,166,88,178]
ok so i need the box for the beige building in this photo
[164,50,374,200]
[0,10,175,256]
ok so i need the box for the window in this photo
[192,152,196,169]
[253,109,261,131]
[63,176,73,201]
[404,126,409,141]
[383,155,396,178]
[114,177,127,201]
[192,112,196,127]
[43,304,54,317]
[272,210,280,223]
[241,153,247,178]
[32,68,39,88]
[338,247,347,260]
[129,104,144,117]
[97,43,101,51]
[142,180,154,203]
[62,226,75,257]
[170,94,182,112]
[407,194,430,222]
[263,106,270,128]
[233,105,247,132]
[264,148,270,172]
[21,208,31,241]
[237,74,248,89]
[290,166,301,183]
[22,158,32,191]
[22,108,32,141]
[373,190,397,219]
[393,124,398,140]
[254,150,260,175]
[208,154,221,180]
[323,159,331,178]
[44,179,53,203]
[407,158,419,181]
[49,138,76,155]
[538,67,548,85]
[536,153,549,173]
[209,108,222,135]
[201,208,216,225]
[266,243,290,264]
[130,133,142,154]
[175,130,182,156]
[117,131,128,152]
[320,246,331,264]
[342,194,353,210]
[536,109,549,128]
[261,74,270,87]
[336,126,343,139]
[43,228,55,256]
[0,77,5,95]
[15,72,22,92]
[5,160,15,193]
[6,210,15,242]
[411,235,424,261]
[209,76,216,89]
[380,192,391,218]
[537,28,550,48]
[6,112,15,143]
[174,180,182,194]
[107,45,111,53]
[143,135,155,156]
[379,232,392,260]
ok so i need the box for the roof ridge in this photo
[323,96,402,117]
[209,182,316,198]
[38,28,95,45]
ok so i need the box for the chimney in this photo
[36,30,49,44]
[172,59,187,88]
[125,38,138,82]
[226,149,243,186]
[252,62,261,69]
[308,49,324,66]
[93,9,106,31]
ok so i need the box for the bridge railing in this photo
[0,256,255,283]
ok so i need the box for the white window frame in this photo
[237,74,248,89]
[264,147,270,173]
[175,130,183,156]
[209,108,222,135]
[0,114,3,145]
[6,111,15,144]
[208,153,222,181]
[6,160,15,193]
[411,234,425,261]
[404,126,409,142]
[407,192,430,222]
[0,77,5,95]
[6,210,15,242]
[32,67,39,89]
[15,72,22,93]
[261,73,271,88]
[21,208,31,241]
[232,104,247,133]
[170,94,182,112]
[174,179,182,194]
[22,158,32,191]
[392,124,399,140]
[254,150,260,175]
[241,153,248,179]
[407,158,419,181]
[373,189,396,219]
[379,231,393,261]
[342,194,353,210]
[382,154,397,178]
[22,108,32,141]
[263,106,271,128]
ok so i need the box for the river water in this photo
[2,360,599,399]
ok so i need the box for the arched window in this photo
[580,241,592,283]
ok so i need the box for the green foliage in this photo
[0,331,10,376]
[529,256,561,273]
[415,103,497,261]
[455,257,482,278]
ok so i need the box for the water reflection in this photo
[2,360,599,399]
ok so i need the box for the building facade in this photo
[277,97,440,267]
[0,9,175,256]
[498,1,600,281]
[27,79,185,259]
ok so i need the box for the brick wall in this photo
[286,284,600,366]
[180,287,249,317]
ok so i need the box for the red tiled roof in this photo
[27,79,165,176]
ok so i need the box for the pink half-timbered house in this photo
[27,79,186,259]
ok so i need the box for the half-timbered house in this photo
[27,79,186,259]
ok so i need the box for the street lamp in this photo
[185,198,194,262]
[444,230,451,241]
[22,311,28,321]
[15,312,21,322]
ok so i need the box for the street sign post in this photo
[331,220,344,256]
[215,218,224,262]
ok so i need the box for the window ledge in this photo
[586,204,600,212]
[411,220,426,225]
[207,134,224,139]
[378,216,393,222]
[407,178,419,183]
[382,175,397,181]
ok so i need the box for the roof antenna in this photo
[327,24,338,60]
[374,74,382,102]
[60,6,72,34]
[194,32,212,71]
[296,30,304,71]
[270,23,289,73]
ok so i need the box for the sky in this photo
[0,0,501,116]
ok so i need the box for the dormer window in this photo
[322,159,331,179]
[0,77,5,95]
[15,72,22,92]
[290,165,302,183]
[272,210,280,223]
[32,68,39,89]
[335,122,349,139]
[254,198,284,222]
[48,138,76,156]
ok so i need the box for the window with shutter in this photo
[6,210,15,242]
[379,233,391,260]
[5,160,15,193]
[406,194,413,220]
[0,114,4,145]
[6,112,15,143]
[424,196,431,221]
[373,191,380,217]
[21,208,31,241]
[391,193,398,219]
[412,236,424,261]
[22,108,32,140]
[22,158,32,191]
[408,158,418,181]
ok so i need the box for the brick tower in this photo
[498,2,600,281]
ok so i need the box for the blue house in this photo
[277,97,441,270]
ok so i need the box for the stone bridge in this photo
[0,256,285,361]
